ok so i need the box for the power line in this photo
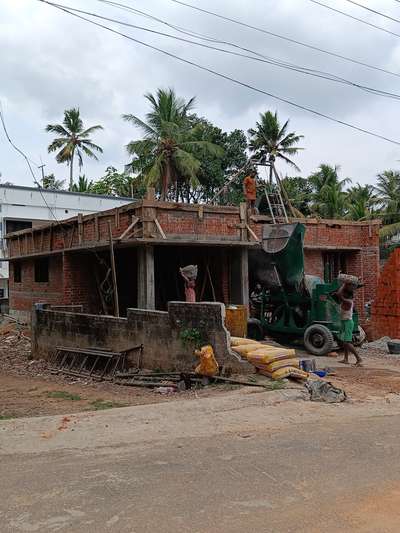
[309,0,400,38]
[169,0,400,77]
[343,0,400,24]
[37,0,400,147]
[0,104,62,224]
[51,1,400,101]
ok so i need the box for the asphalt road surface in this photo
[1,388,400,532]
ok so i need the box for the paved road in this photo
[1,389,400,532]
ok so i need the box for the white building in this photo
[0,184,133,299]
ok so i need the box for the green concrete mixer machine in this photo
[247,223,366,355]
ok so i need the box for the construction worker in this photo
[243,169,258,213]
[336,281,363,367]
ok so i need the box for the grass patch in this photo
[0,415,14,420]
[265,380,286,390]
[89,399,126,411]
[47,391,82,401]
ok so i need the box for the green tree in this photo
[46,108,103,191]
[187,117,247,203]
[248,110,303,184]
[90,166,144,198]
[71,175,93,193]
[280,176,312,215]
[374,170,400,224]
[123,88,222,200]
[346,184,377,221]
[308,164,350,218]
[39,173,65,190]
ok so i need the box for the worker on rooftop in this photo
[243,168,258,214]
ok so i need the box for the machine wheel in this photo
[247,319,264,341]
[303,324,334,356]
[353,326,366,347]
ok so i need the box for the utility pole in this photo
[38,164,46,181]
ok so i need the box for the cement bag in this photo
[194,345,219,377]
[271,367,308,381]
[247,352,296,366]
[232,343,263,356]
[264,358,300,373]
[249,346,295,357]
[230,337,260,347]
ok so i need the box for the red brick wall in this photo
[304,250,324,279]
[63,253,101,313]
[9,255,64,313]
[372,249,400,338]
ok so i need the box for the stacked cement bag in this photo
[230,337,308,381]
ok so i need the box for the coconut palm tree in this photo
[374,170,400,224]
[123,88,223,200]
[346,184,378,221]
[46,108,103,191]
[308,164,350,218]
[71,175,93,193]
[248,110,303,184]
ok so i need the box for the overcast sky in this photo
[1,0,400,189]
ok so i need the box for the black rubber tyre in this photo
[304,324,335,356]
[353,326,366,347]
[247,319,264,341]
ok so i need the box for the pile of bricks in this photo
[372,248,400,338]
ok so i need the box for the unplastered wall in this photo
[32,301,240,372]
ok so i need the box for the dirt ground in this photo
[1,316,400,419]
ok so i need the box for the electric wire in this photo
[309,0,400,38]
[37,0,400,147]
[0,103,62,224]
[90,0,400,100]
[343,0,400,24]
[169,0,400,78]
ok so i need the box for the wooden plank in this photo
[115,208,120,229]
[68,225,75,249]
[118,216,139,240]
[49,224,54,251]
[239,202,247,241]
[154,217,166,239]
[78,213,83,245]
[108,220,120,317]
[246,223,260,242]
[39,229,44,252]
[94,215,100,241]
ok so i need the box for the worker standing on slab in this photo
[336,280,363,367]
[243,169,258,213]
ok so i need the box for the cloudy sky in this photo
[1,0,400,188]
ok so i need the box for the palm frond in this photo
[380,222,400,240]
[45,124,70,136]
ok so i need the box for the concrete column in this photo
[230,248,249,306]
[137,245,155,309]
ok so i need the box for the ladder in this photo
[264,185,289,223]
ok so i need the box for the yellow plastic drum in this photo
[225,305,248,338]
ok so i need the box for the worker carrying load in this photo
[247,223,366,355]
[334,274,363,367]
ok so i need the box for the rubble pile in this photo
[0,317,48,377]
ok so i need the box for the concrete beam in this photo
[137,245,155,310]
[230,248,249,307]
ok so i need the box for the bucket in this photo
[225,305,248,338]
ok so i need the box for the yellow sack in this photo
[194,345,219,377]
[232,343,264,356]
[271,367,308,381]
[246,351,296,366]
[264,358,300,373]
[230,337,260,347]
[249,347,295,357]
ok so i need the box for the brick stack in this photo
[372,248,400,338]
